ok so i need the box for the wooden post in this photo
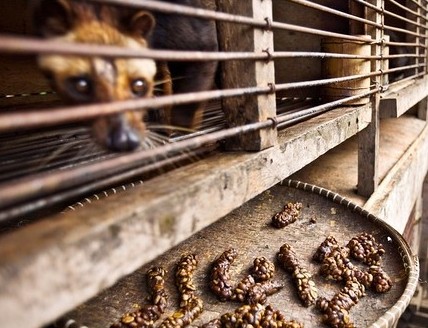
[216,0,277,151]
[357,0,383,197]
[418,97,428,120]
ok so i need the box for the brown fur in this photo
[31,0,217,151]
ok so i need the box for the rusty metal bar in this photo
[0,147,212,227]
[384,7,428,29]
[0,72,380,133]
[0,147,213,226]
[286,0,381,28]
[350,0,383,13]
[0,35,383,61]
[277,88,379,128]
[389,0,427,20]
[0,119,274,211]
[384,23,428,38]
[95,0,376,42]
[0,88,379,219]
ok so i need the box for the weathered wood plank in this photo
[418,96,428,120]
[364,121,428,233]
[380,75,428,118]
[0,105,371,328]
[216,0,277,151]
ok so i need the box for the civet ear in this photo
[129,11,156,40]
[31,0,73,37]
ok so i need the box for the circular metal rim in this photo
[281,178,420,328]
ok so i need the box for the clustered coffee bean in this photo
[369,265,393,293]
[200,303,304,328]
[159,254,203,328]
[241,279,284,305]
[111,267,168,328]
[210,249,283,304]
[314,234,393,327]
[271,202,303,228]
[209,248,238,301]
[251,257,275,281]
[159,297,203,328]
[312,236,341,263]
[316,280,366,328]
[347,233,385,266]
[277,243,318,307]
[320,248,353,282]
[316,236,392,294]
[175,254,198,307]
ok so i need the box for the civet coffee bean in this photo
[159,297,203,328]
[369,265,393,293]
[313,236,341,263]
[316,280,366,328]
[209,248,238,301]
[159,254,204,328]
[200,303,304,328]
[277,243,318,307]
[347,233,385,266]
[210,249,283,304]
[110,267,168,328]
[251,257,275,282]
[271,202,303,228]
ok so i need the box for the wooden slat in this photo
[216,0,277,151]
[357,0,382,197]
[417,96,428,120]
[0,105,371,328]
[365,120,428,233]
[380,75,428,118]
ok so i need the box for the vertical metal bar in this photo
[358,0,382,197]
[216,0,277,151]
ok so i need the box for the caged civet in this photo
[31,0,218,152]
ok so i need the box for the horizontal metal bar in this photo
[96,0,375,42]
[0,85,271,133]
[0,72,382,133]
[278,88,379,128]
[383,7,428,30]
[0,35,266,61]
[0,119,274,211]
[384,40,426,48]
[389,0,427,21]
[349,0,382,13]
[0,147,213,226]
[383,24,427,39]
[0,35,382,61]
[286,0,381,28]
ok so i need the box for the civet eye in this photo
[131,78,149,96]
[67,76,92,95]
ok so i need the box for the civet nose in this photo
[107,122,141,152]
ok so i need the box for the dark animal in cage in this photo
[386,30,411,83]
[31,0,218,152]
